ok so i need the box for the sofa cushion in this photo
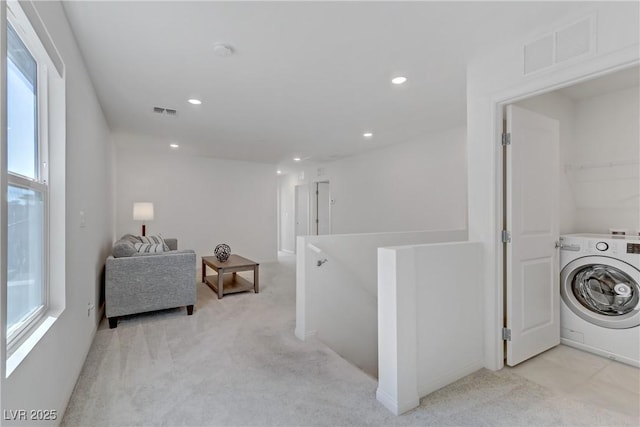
[133,242,165,254]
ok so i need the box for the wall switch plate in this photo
[79,210,86,228]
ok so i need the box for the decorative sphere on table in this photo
[214,243,231,262]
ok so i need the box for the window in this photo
[6,13,49,352]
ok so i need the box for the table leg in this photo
[217,269,224,299]
[232,272,237,282]
[254,265,259,294]
[201,260,206,283]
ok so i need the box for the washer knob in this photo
[595,242,609,251]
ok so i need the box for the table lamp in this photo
[133,202,154,236]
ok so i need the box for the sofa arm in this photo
[105,250,196,318]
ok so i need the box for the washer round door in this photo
[561,256,640,329]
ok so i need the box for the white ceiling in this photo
[62,1,601,167]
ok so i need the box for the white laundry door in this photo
[505,104,560,366]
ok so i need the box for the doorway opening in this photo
[294,184,310,252]
[312,181,331,235]
[500,65,640,367]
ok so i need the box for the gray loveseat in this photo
[105,235,196,328]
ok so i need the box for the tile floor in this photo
[508,344,640,419]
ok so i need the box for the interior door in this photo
[294,184,309,252]
[315,181,331,235]
[505,104,560,366]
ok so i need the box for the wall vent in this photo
[523,15,595,75]
[555,18,592,63]
[152,106,178,117]
[524,35,554,74]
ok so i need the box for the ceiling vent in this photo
[153,106,178,117]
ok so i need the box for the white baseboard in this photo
[560,338,639,368]
[417,360,484,397]
[376,387,420,416]
[294,328,316,341]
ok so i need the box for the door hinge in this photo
[501,132,511,146]
[502,327,511,341]
[501,230,511,243]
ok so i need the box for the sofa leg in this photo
[108,317,118,329]
[187,305,194,315]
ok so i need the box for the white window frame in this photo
[5,2,51,357]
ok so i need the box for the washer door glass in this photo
[561,256,640,329]
[572,265,638,316]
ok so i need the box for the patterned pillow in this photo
[138,235,170,251]
[123,234,142,244]
[133,242,165,254]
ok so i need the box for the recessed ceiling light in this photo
[170,143,179,149]
[188,98,202,105]
[277,170,282,175]
[391,76,407,85]
[363,132,373,138]
[293,157,301,162]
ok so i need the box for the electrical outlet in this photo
[79,210,86,228]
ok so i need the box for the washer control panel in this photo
[627,243,640,254]
[595,242,609,251]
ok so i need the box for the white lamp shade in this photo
[133,202,154,221]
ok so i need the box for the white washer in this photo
[560,234,640,367]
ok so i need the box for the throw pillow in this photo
[133,242,165,254]
[138,235,170,251]
[123,234,142,244]
[113,239,136,258]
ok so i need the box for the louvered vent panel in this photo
[152,106,178,117]
[556,18,592,63]
[524,35,554,74]
[523,15,595,75]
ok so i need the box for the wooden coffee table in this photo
[202,254,259,299]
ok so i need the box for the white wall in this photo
[377,241,483,415]
[571,87,640,233]
[296,229,467,378]
[516,85,639,235]
[115,142,277,266]
[467,3,639,370]
[1,1,114,423]
[279,126,467,241]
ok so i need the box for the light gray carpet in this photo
[62,255,637,426]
